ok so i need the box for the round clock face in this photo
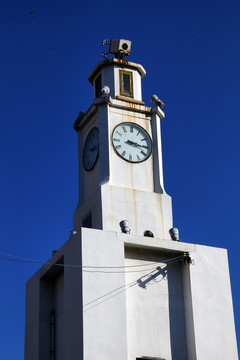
[112,122,152,163]
[83,127,99,171]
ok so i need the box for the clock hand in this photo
[125,140,134,145]
[126,140,147,149]
[125,140,139,148]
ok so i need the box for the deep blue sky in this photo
[0,0,239,358]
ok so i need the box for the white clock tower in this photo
[24,40,238,360]
[73,42,172,239]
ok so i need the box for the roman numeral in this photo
[141,151,147,156]
[122,126,127,133]
[116,131,122,136]
[130,126,133,133]
[129,154,132,161]
[113,138,120,142]
[116,145,121,149]
[122,151,126,156]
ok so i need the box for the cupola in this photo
[88,49,146,105]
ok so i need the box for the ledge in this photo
[120,233,195,254]
[88,58,146,84]
[116,95,145,105]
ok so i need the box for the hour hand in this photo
[126,139,143,148]
[126,139,138,147]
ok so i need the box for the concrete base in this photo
[25,228,238,360]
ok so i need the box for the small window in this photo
[82,213,92,228]
[119,70,133,97]
[95,74,102,98]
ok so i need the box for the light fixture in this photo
[119,220,130,234]
[169,227,180,241]
[144,230,154,238]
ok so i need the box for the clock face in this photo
[83,127,99,171]
[112,122,152,163]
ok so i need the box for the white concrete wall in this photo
[185,244,239,360]
[123,236,238,360]
[81,228,128,360]
[101,183,173,239]
[25,229,238,360]
[125,248,188,360]
[25,232,83,360]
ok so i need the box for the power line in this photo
[83,262,176,311]
[0,252,185,272]
[81,258,182,274]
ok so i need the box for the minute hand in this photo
[125,140,147,148]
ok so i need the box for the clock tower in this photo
[24,40,238,360]
[73,41,173,240]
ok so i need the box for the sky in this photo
[0,0,239,358]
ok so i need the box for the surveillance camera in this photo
[150,94,165,109]
[101,86,110,97]
[150,95,159,103]
[109,39,131,56]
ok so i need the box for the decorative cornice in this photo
[88,58,146,84]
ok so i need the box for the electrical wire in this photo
[0,252,184,272]
[83,267,158,311]
[81,258,182,274]
[83,262,174,311]
[82,265,160,274]
[0,251,189,311]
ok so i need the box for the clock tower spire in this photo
[73,39,173,240]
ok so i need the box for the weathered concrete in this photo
[25,55,238,360]
[25,229,238,360]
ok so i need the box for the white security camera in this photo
[101,86,110,97]
[150,94,165,109]
[109,39,131,56]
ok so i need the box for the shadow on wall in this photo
[137,266,167,289]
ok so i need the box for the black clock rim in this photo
[83,127,99,171]
[111,122,153,164]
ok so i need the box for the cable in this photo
[0,252,184,271]
[82,265,160,274]
[83,263,173,311]
[83,267,159,311]
[0,256,181,274]
[0,251,188,312]
[81,258,182,274]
